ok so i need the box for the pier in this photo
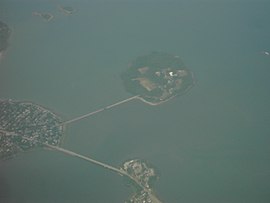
[62,95,138,125]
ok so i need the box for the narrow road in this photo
[21,135,162,203]
[44,143,127,176]
[62,96,138,125]
[44,144,162,203]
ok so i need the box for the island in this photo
[0,99,64,160]
[121,159,162,203]
[32,12,54,22]
[121,52,195,105]
[0,21,11,57]
[58,6,76,15]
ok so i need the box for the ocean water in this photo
[1,0,270,202]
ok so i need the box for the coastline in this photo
[136,95,176,106]
[136,71,195,106]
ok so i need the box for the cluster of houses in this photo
[123,159,156,189]
[0,100,63,160]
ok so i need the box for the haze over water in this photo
[1,0,270,202]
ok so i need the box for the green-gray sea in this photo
[1,0,270,202]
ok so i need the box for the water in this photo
[1,0,270,202]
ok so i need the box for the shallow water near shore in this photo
[1,0,270,202]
